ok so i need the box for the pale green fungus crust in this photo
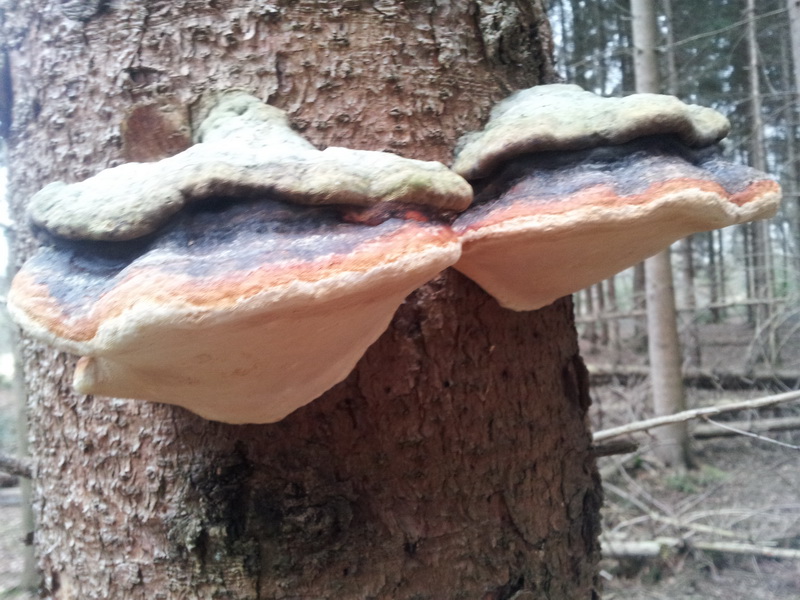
[453,84,732,180]
[29,92,473,242]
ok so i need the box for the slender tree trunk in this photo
[745,0,773,329]
[661,0,679,95]
[718,229,727,314]
[630,0,660,91]
[596,283,609,347]
[553,0,571,81]
[617,9,636,92]
[789,0,800,101]
[785,0,800,293]
[582,287,599,352]
[594,1,608,94]
[774,34,796,299]
[663,0,700,367]
[570,0,590,89]
[707,232,721,323]
[678,237,702,368]
[623,0,649,345]
[631,0,692,469]
[3,2,602,599]
[632,263,648,351]
[3,248,36,590]
[743,224,757,323]
[606,277,621,362]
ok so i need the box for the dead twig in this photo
[601,535,800,560]
[701,417,800,450]
[586,362,800,389]
[593,390,800,442]
[0,452,33,479]
[693,415,800,439]
[591,439,640,457]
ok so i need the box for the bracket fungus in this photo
[451,84,781,311]
[9,92,470,423]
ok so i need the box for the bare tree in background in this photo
[787,0,800,290]
[745,0,774,335]
[631,0,693,469]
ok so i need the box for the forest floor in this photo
[0,318,798,598]
[593,393,800,600]
[0,490,27,599]
[585,316,800,600]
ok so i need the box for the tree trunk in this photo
[663,0,700,367]
[706,232,721,323]
[677,237,702,368]
[2,2,602,599]
[595,283,608,347]
[790,0,800,96]
[582,287,598,352]
[606,277,621,362]
[631,263,647,351]
[662,0,679,96]
[780,23,800,295]
[569,0,589,89]
[744,0,773,328]
[4,252,36,590]
[631,0,692,469]
[717,229,727,311]
[553,0,573,82]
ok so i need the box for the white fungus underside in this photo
[455,187,780,311]
[12,241,461,424]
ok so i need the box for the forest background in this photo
[556,0,799,358]
[552,0,800,598]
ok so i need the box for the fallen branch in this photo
[701,418,800,450]
[601,535,800,560]
[592,390,800,442]
[0,453,33,479]
[693,416,800,439]
[601,537,677,558]
[591,439,640,457]
[586,364,799,389]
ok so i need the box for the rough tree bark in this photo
[1,1,602,599]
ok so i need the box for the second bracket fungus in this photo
[452,84,781,311]
[9,93,469,423]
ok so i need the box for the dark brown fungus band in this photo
[452,84,781,311]
[9,93,470,423]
